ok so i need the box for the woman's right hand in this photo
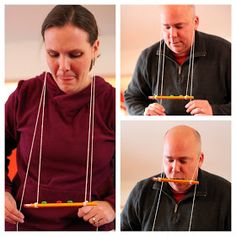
[5,191,24,224]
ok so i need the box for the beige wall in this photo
[121,121,231,207]
[5,5,115,81]
[121,5,231,89]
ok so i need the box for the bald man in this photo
[124,5,231,115]
[121,125,231,231]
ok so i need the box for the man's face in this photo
[163,129,203,193]
[161,5,199,56]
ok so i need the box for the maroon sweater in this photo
[5,72,115,231]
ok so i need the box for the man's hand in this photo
[185,100,213,115]
[144,103,166,116]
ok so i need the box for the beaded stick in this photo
[148,95,194,100]
[24,201,97,208]
[153,177,199,185]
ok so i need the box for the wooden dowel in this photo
[148,95,194,100]
[24,201,97,208]
[153,177,199,185]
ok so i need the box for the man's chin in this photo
[172,48,185,55]
[168,45,185,55]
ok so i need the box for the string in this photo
[36,75,47,203]
[89,76,96,202]
[188,184,197,231]
[186,27,196,97]
[155,26,195,101]
[156,39,163,99]
[83,75,98,231]
[16,72,97,230]
[151,173,164,231]
[84,76,96,203]
[151,154,200,230]
[91,76,98,231]
[151,159,165,230]
[187,154,200,231]
[16,72,47,231]
[84,78,93,203]
[159,43,166,105]
[189,40,195,97]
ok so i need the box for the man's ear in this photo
[194,16,199,30]
[198,152,204,168]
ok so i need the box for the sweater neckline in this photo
[43,72,106,113]
[156,31,207,60]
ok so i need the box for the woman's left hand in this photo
[77,201,115,227]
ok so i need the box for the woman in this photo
[5,5,115,231]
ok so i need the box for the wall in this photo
[121,121,231,207]
[121,5,231,88]
[5,5,115,81]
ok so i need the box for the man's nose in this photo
[172,160,180,173]
[169,27,177,38]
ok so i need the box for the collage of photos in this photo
[3,2,233,234]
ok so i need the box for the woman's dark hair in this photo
[41,5,98,45]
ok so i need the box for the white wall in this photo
[121,120,231,207]
[121,5,231,77]
[5,35,115,80]
[5,5,115,81]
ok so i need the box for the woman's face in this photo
[44,24,99,94]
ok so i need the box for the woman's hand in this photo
[5,191,24,224]
[77,201,115,227]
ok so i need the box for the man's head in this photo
[163,125,204,193]
[160,5,199,56]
